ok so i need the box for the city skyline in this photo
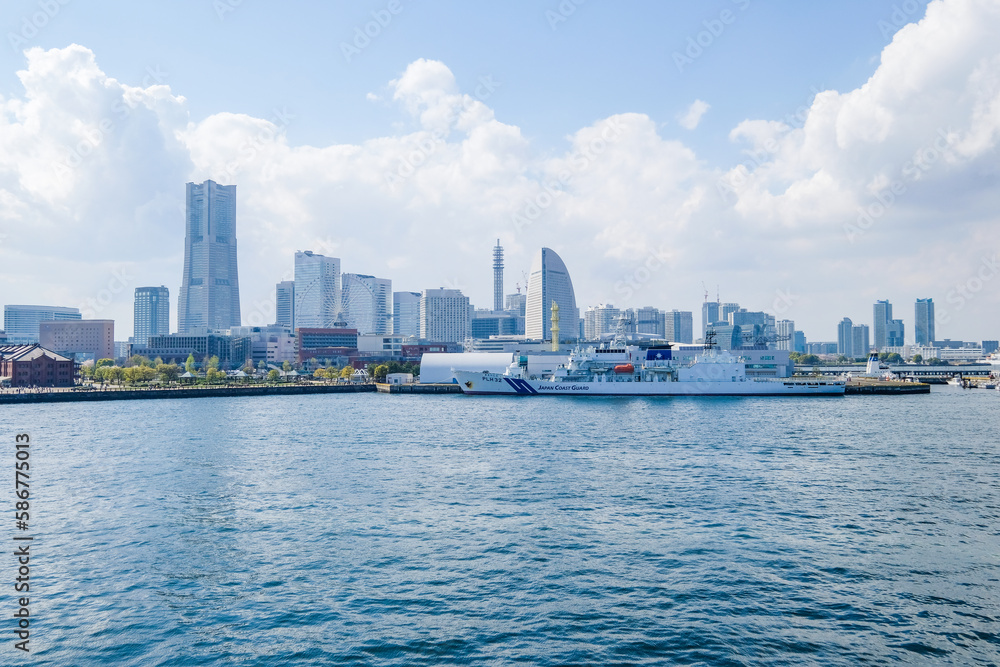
[1,1,998,342]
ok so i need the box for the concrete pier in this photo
[0,383,376,404]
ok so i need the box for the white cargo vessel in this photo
[453,328,845,397]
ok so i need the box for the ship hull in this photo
[454,370,845,396]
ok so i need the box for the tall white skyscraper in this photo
[584,304,620,340]
[341,273,392,335]
[525,248,578,341]
[293,251,341,329]
[275,281,294,329]
[134,286,170,345]
[393,291,421,338]
[420,288,470,342]
[665,311,694,344]
[178,180,241,333]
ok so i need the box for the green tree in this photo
[340,366,355,380]
[267,369,281,382]
[373,364,389,382]
[157,363,180,383]
[207,355,220,371]
[242,362,255,375]
[798,354,820,365]
[282,360,292,372]
[185,354,196,374]
[313,368,328,380]
[96,358,115,368]
[154,357,164,367]
[127,355,151,368]
[205,368,225,384]
[836,355,848,363]
[106,366,125,385]
[911,354,923,365]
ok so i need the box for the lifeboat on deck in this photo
[613,364,634,374]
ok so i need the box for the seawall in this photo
[0,383,376,405]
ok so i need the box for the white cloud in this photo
[1,0,999,343]
[678,99,710,130]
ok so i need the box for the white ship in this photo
[453,327,845,397]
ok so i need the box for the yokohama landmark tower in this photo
[178,180,242,333]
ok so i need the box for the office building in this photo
[873,299,891,349]
[134,286,169,346]
[887,319,905,347]
[493,240,504,312]
[471,309,520,339]
[275,281,294,329]
[525,248,578,341]
[775,319,794,351]
[3,305,81,344]
[852,324,870,357]
[505,293,526,316]
[632,307,664,337]
[39,320,114,363]
[341,273,391,335]
[130,333,251,367]
[665,310,694,344]
[178,180,241,333]
[584,304,620,340]
[914,298,934,346]
[393,291,421,338]
[720,302,740,325]
[837,317,854,357]
[420,288,470,343]
[793,330,807,353]
[294,250,341,329]
[701,300,720,339]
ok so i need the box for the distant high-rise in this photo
[420,288,470,343]
[3,305,81,344]
[852,324,870,357]
[837,317,854,357]
[178,180,241,333]
[887,319,905,347]
[665,310,694,344]
[134,286,169,345]
[720,302,740,325]
[584,304,620,340]
[393,291,422,338]
[525,248,578,341]
[776,319,795,351]
[915,298,934,345]
[275,281,294,329]
[492,240,504,312]
[341,273,392,335]
[294,251,341,329]
[873,299,891,349]
[505,293,527,316]
[701,300,719,339]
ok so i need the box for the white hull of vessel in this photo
[454,370,845,396]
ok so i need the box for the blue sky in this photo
[3,0,999,343]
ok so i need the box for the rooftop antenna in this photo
[716,284,720,304]
[702,281,709,302]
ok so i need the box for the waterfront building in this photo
[229,325,294,366]
[113,341,130,361]
[130,333,251,367]
[0,344,75,387]
[873,299,892,349]
[701,301,720,340]
[3,305,81,344]
[837,317,854,357]
[525,248,578,342]
[357,334,406,358]
[296,327,359,364]
[341,273,391,335]
[275,281,294,329]
[393,291,421,338]
[420,288,470,343]
[471,309,520,339]
[775,319,794,351]
[294,250,341,329]
[887,319,905,347]
[852,324,870,358]
[39,320,114,363]
[133,286,169,346]
[915,298,935,346]
[583,304,620,340]
[793,330,807,353]
[178,180,241,333]
[983,340,999,355]
[664,310,694,344]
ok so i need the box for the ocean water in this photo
[2,387,999,665]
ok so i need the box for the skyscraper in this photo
[873,299,892,349]
[701,300,719,339]
[584,304,620,340]
[393,291,421,338]
[134,286,169,345]
[420,288,470,342]
[293,251,341,329]
[915,298,935,345]
[178,180,241,333]
[776,319,795,351]
[341,273,392,334]
[3,305,81,344]
[493,240,504,312]
[665,310,694,344]
[275,281,294,329]
[837,317,854,357]
[852,324,870,357]
[525,248,578,342]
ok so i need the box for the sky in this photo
[1,0,999,343]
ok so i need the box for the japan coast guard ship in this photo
[453,327,846,397]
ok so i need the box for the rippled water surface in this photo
[3,387,999,665]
